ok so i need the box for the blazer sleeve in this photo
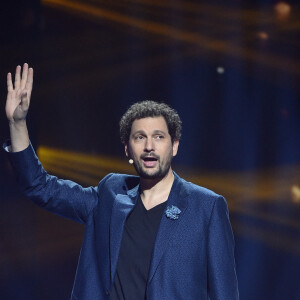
[5,142,112,224]
[207,196,239,300]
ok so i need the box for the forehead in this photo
[131,116,169,134]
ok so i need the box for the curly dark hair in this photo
[120,100,182,144]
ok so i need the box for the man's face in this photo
[125,116,179,179]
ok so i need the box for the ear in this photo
[124,142,129,158]
[172,140,179,157]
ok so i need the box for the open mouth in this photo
[143,157,158,162]
[142,156,158,167]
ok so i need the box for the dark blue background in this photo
[0,1,299,299]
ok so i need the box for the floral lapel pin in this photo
[165,205,181,220]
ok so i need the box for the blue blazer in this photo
[7,143,239,300]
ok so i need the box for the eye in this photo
[135,135,144,140]
[155,135,164,140]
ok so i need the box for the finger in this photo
[25,68,34,95]
[7,72,13,92]
[14,65,21,89]
[21,91,29,111]
[20,63,29,89]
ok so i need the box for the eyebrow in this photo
[153,130,167,135]
[131,130,167,136]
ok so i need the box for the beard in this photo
[133,148,173,180]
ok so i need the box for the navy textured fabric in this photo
[5,142,239,300]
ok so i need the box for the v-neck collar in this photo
[138,195,168,214]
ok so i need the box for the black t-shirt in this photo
[110,195,167,300]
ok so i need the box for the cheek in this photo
[128,145,142,159]
[161,145,174,159]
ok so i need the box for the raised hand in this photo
[6,63,33,123]
[5,63,33,152]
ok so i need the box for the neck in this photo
[139,168,175,210]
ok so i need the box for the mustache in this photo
[140,153,159,160]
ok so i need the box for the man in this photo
[5,64,239,299]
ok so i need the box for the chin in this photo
[139,168,168,180]
[140,173,161,180]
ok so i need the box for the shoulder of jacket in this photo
[179,178,225,207]
[98,173,139,189]
[183,179,220,197]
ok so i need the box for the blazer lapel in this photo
[147,172,189,285]
[109,184,139,283]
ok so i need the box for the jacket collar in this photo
[147,171,189,285]
[109,180,139,283]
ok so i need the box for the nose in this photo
[144,137,154,152]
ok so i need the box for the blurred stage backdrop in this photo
[0,0,299,299]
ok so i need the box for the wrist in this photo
[9,119,27,128]
[9,119,29,152]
